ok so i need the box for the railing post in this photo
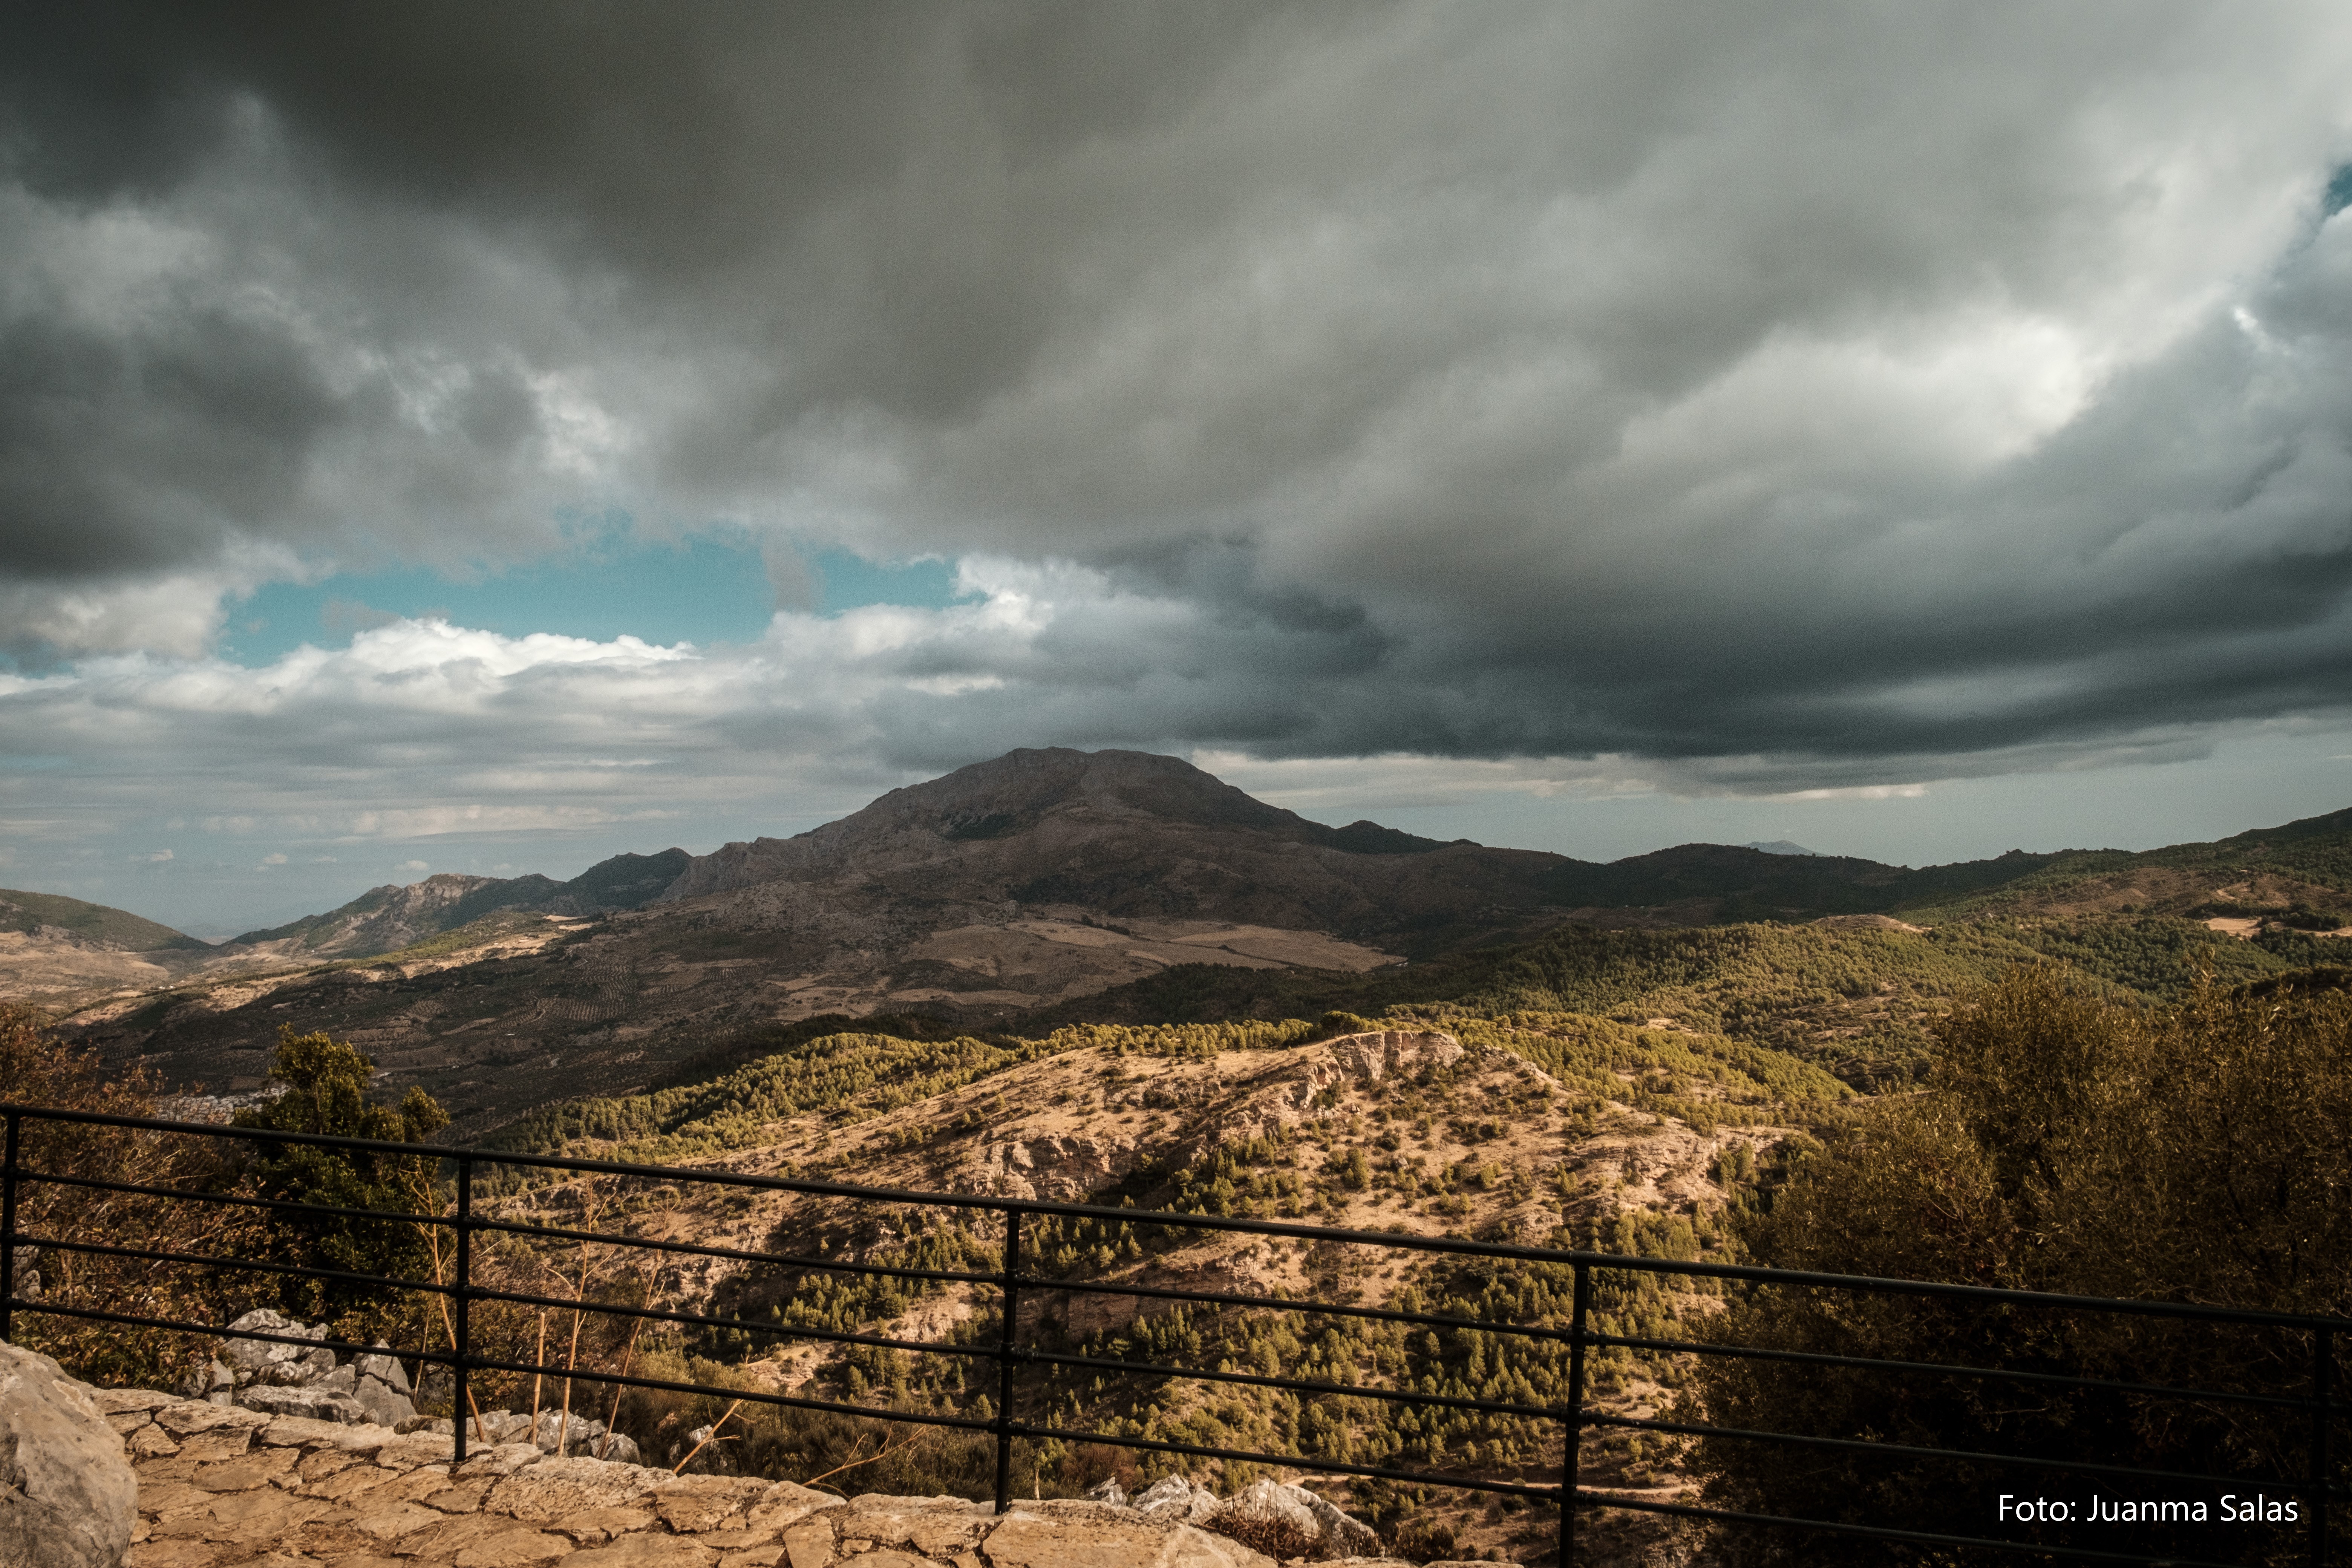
[2316,1326,2334,1568]
[1564,1260,1589,1568]
[1,1110,19,1344]
[994,1207,1023,1514]
[454,1155,473,1464]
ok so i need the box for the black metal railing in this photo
[1,1101,2343,1566]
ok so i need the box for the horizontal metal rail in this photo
[1592,1409,2305,1494]
[986,1342,1561,1421]
[1598,1326,2326,1413]
[469,1213,1001,1289]
[20,1298,464,1370]
[23,1165,463,1230]
[1013,1267,1575,1342]
[3,1100,2342,1568]
[24,1231,447,1300]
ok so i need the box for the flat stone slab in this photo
[107,1389,1402,1568]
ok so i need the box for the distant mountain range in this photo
[15,746,2349,1133]
[1742,839,1820,856]
[227,849,692,952]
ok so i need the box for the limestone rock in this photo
[839,1494,995,1557]
[1132,1476,1219,1526]
[984,1509,1276,1568]
[654,1474,775,1533]
[1206,1479,1320,1542]
[1288,1487,1380,1559]
[0,1341,138,1568]
[535,1409,587,1451]
[745,1478,841,1532]
[306,1361,356,1394]
[150,1400,269,1439]
[458,1441,554,1480]
[570,1534,718,1566]
[355,1347,412,1393]
[175,1358,235,1402]
[353,1372,417,1429]
[89,1390,176,1417]
[221,1308,323,1375]
[232,1383,365,1424]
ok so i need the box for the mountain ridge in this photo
[31,747,2352,1136]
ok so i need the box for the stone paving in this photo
[97,1387,1346,1568]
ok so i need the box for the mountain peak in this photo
[874,747,1318,840]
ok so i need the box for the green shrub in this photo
[1691,967,2352,1562]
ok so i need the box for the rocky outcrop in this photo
[1188,1478,1381,1561]
[0,1342,137,1568]
[974,1133,1149,1202]
[1133,1475,1220,1524]
[179,1308,423,1430]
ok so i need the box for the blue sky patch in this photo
[218,538,966,665]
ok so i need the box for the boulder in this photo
[1133,1476,1220,1525]
[591,1431,642,1465]
[1202,1479,1329,1560]
[0,1341,138,1568]
[533,1407,605,1454]
[352,1372,416,1429]
[1288,1486,1381,1559]
[354,1346,412,1393]
[221,1308,324,1378]
[176,1357,236,1402]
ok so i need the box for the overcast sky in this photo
[6,2,2352,934]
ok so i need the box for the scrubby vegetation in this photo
[494,1031,1046,1163]
[1689,966,2352,1562]
[1034,912,2342,1093]
[0,1009,450,1390]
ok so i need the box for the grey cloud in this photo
[2,1,2351,781]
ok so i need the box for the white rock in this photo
[1287,1484,1381,1558]
[1134,1475,1221,1525]
[1207,1478,1323,1547]
[533,1407,604,1454]
[222,1308,323,1371]
[0,1341,138,1568]
[588,1430,642,1465]
[355,1347,412,1393]
[354,1373,418,1429]
[234,1384,366,1424]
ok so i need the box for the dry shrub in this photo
[1,1004,271,1388]
[1054,1441,1139,1497]
[1201,1511,1326,1563]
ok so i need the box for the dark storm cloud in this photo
[3,0,2352,783]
